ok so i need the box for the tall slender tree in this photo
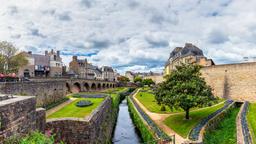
[155,64,215,120]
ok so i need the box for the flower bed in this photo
[241,102,253,144]
[189,99,234,141]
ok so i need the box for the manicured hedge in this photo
[127,97,156,143]
[43,97,69,110]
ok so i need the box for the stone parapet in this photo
[0,95,46,142]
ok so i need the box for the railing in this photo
[128,90,174,144]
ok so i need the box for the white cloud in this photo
[1,0,256,73]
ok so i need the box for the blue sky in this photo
[1,0,256,73]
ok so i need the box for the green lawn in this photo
[203,107,240,144]
[47,98,104,119]
[135,90,182,114]
[164,102,225,138]
[247,103,256,143]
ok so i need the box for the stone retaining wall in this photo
[0,95,46,142]
[46,96,114,143]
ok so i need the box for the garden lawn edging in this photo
[237,101,253,144]
[200,101,238,144]
[189,100,234,142]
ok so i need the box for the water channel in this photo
[112,99,142,144]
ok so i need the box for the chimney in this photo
[28,51,32,55]
[57,51,60,57]
[73,56,78,61]
[185,43,193,47]
[45,50,48,56]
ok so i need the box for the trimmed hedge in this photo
[43,97,69,110]
[127,97,156,143]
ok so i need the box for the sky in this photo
[1,0,256,74]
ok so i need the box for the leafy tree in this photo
[0,41,28,74]
[142,78,155,86]
[117,76,130,83]
[154,64,215,120]
[134,76,142,83]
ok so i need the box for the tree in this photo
[154,64,215,120]
[142,78,155,86]
[117,76,130,83]
[0,41,28,74]
[134,76,142,83]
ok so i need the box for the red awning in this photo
[0,73,4,78]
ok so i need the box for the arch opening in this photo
[91,83,96,91]
[84,83,90,91]
[71,82,81,93]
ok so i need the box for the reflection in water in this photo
[112,99,142,144]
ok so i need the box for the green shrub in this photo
[43,97,69,110]
[4,131,56,144]
[127,97,156,143]
[160,105,166,111]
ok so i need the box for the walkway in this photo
[132,89,187,144]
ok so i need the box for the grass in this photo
[164,102,225,138]
[136,91,176,113]
[47,98,104,119]
[247,103,256,143]
[203,107,240,144]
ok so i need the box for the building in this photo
[125,71,135,82]
[69,56,95,79]
[69,56,116,81]
[164,43,214,75]
[101,66,115,81]
[18,50,63,78]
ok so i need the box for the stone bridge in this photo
[65,79,117,93]
[0,78,117,106]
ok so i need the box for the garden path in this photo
[132,89,187,144]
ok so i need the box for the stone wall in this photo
[201,62,256,102]
[0,79,117,107]
[0,95,46,142]
[46,96,114,143]
[0,81,66,107]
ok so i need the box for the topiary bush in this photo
[160,105,166,111]
[76,100,93,107]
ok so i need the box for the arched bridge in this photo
[65,79,117,93]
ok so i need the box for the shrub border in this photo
[128,89,173,143]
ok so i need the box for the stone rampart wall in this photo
[201,62,256,102]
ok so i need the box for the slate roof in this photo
[32,54,50,66]
[169,43,204,60]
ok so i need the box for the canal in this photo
[112,99,142,144]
